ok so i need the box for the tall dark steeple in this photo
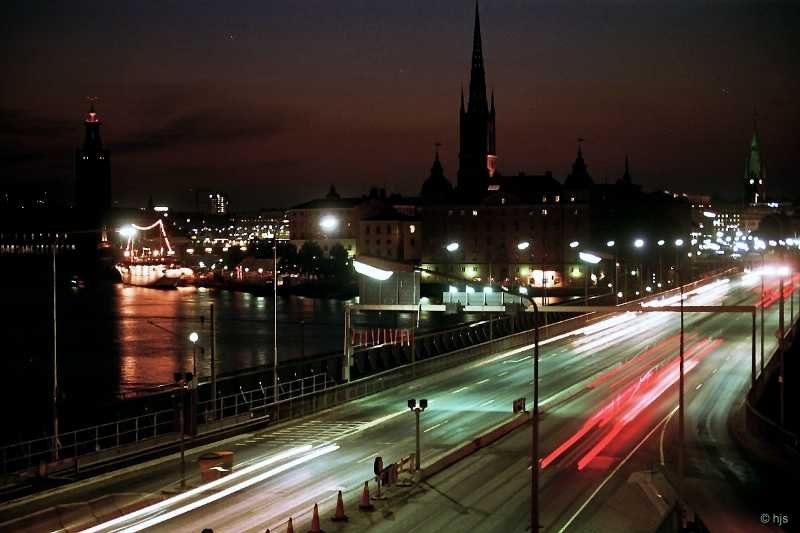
[564,140,594,190]
[458,2,496,197]
[620,155,632,185]
[744,116,766,204]
[75,102,111,216]
[420,143,453,204]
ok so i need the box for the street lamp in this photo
[578,251,602,311]
[517,241,530,251]
[408,398,428,470]
[188,331,199,384]
[445,241,460,252]
[353,259,393,281]
[634,238,645,248]
[319,215,339,233]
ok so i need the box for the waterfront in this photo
[1,278,514,441]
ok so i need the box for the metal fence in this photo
[0,408,174,475]
[0,373,332,475]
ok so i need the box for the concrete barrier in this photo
[421,413,531,480]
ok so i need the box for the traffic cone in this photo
[331,490,349,522]
[286,517,294,533]
[358,481,375,511]
[309,503,323,533]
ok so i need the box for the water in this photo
[0,278,476,441]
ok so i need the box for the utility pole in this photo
[210,304,217,414]
[761,254,765,374]
[678,281,685,525]
[273,239,279,401]
[779,277,785,425]
[531,301,540,532]
[51,246,59,462]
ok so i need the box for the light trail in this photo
[119,444,340,532]
[82,445,315,533]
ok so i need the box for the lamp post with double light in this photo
[634,238,645,295]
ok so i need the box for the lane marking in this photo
[424,421,447,433]
[558,407,680,533]
[356,452,379,464]
[451,386,468,394]
[476,379,490,385]
[695,383,703,391]
[479,399,495,407]
[498,371,509,377]
[659,405,679,466]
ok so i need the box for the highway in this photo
[2,270,791,532]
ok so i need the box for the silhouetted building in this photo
[458,4,496,198]
[744,121,766,205]
[75,104,111,216]
[420,145,453,204]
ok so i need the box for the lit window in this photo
[541,209,548,215]
[472,210,478,216]
[409,224,416,234]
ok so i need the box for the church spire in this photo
[621,155,632,184]
[468,2,488,115]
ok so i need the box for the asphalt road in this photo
[2,271,792,532]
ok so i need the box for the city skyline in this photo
[2,1,798,210]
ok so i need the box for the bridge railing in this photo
[0,408,175,475]
[0,373,334,476]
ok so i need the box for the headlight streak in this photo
[117,445,340,533]
[82,445,315,533]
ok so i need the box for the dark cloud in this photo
[0,108,74,139]
[114,108,286,154]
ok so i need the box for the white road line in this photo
[696,383,703,391]
[356,452,379,464]
[476,379,490,385]
[659,405,679,466]
[479,399,495,407]
[424,422,445,433]
[451,386,468,394]
[498,371,509,377]
[559,408,680,533]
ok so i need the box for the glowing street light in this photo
[353,259,393,281]
[606,240,615,247]
[675,238,684,247]
[657,240,665,246]
[445,242,460,252]
[319,215,339,232]
[569,241,580,248]
[634,238,645,248]
[578,251,602,264]
[517,241,531,251]
[188,331,199,344]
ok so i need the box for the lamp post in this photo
[189,331,199,385]
[607,241,618,304]
[51,245,59,462]
[407,398,428,470]
[634,238,645,295]
[578,251,602,315]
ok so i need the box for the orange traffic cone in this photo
[331,490,349,522]
[286,517,294,533]
[309,503,323,533]
[358,481,375,511]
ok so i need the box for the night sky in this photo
[2,1,798,210]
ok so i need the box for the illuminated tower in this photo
[744,121,766,204]
[458,3,496,196]
[75,103,111,214]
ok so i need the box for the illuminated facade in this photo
[207,192,229,214]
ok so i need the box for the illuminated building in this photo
[207,192,229,214]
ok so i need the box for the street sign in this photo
[373,456,383,476]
